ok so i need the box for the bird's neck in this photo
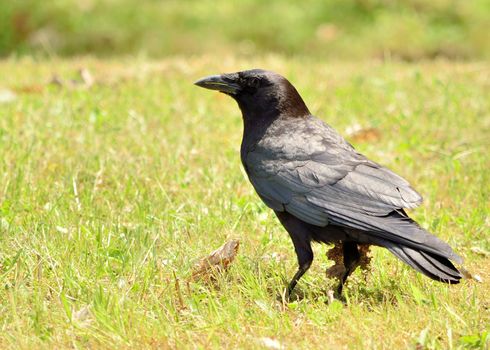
[241,109,276,149]
[277,88,311,120]
[238,84,311,155]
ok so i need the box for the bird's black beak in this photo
[194,74,240,95]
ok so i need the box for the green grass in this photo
[1,0,490,60]
[0,56,489,349]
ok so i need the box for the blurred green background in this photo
[1,0,489,60]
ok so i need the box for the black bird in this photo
[195,69,463,297]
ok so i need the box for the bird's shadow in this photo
[274,278,402,307]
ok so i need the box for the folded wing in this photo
[245,117,461,263]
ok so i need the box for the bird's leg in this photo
[287,243,313,298]
[274,211,313,300]
[336,242,361,296]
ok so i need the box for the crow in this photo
[195,69,463,297]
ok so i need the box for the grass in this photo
[2,0,490,60]
[0,56,489,349]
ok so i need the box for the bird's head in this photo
[195,69,310,122]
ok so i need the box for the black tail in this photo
[386,243,462,283]
[326,206,464,283]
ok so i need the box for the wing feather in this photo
[242,115,460,262]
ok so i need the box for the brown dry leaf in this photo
[326,242,345,279]
[316,23,340,42]
[326,242,372,279]
[191,240,239,281]
[345,123,382,143]
[12,84,44,94]
[358,244,372,271]
[349,127,382,143]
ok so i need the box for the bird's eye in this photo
[249,77,260,88]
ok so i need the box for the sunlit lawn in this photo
[0,56,488,349]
